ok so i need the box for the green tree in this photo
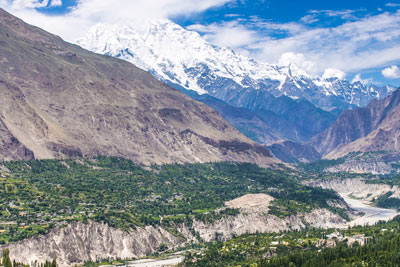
[2,248,12,267]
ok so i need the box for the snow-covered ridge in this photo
[76,20,395,110]
[76,20,292,93]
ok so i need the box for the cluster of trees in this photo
[259,228,400,266]
[184,216,400,267]
[1,249,56,267]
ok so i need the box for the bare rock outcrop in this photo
[0,118,33,161]
[306,178,400,202]
[2,221,195,267]
[194,194,348,242]
[193,209,347,242]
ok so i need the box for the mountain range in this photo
[0,8,276,166]
[76,20,396,148]
[77,20,395,112]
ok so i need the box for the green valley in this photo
[0,156,344,244]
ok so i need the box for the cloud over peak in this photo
[382,65,400,79]
[0,0,234,41]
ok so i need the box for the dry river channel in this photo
[340,193,399,226]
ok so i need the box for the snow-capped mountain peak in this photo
[76,20,395,110]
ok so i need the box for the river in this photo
[340,193,399,226]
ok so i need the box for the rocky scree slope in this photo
[0,9,277,165]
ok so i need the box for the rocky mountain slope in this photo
[77,21,395,112]
[268,141,321,163]
[0,118,34,161]
[0,8,277,165]
[74,18,400,165]
[185,89,338,145]
[329,105,400,159]
[311,88,400,158]
[185,92,280,145]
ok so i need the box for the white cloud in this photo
[382,65,400,78]
[0,0,234,41]
[8,0,49,9]
[262,11,400,72]
[183,10,400,76]
[50,0,62,7]
[300,14,318,24]
[351,74,373,84]
[278,52,315,73]
[188,21,259,49]
[204,10,400,76]
[386,3,400,7]
[309,9,357,20]
[323,68,346,79]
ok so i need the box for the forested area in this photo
[1,248,56,267]
[0,156,344,243]
[183,216,400,267]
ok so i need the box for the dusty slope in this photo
[0,9,277,165]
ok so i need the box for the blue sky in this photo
[1,0,400,86]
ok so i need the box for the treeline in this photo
[1,248,56,267]
[260,232,400,266]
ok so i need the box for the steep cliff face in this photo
[306,179,400,202]
[193,209,348,242]
[2,221,195,267]
[0,118,33,161]
[3,210,349,266]
[310,88,400,157]
[0,8,277,166]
